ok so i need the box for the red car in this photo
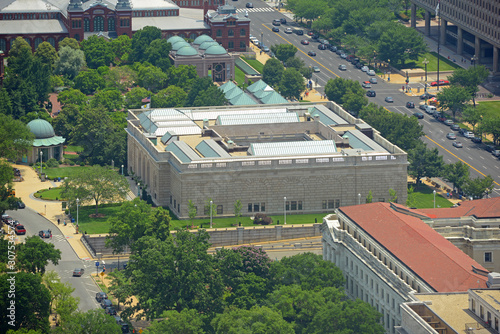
[15,225,26,235]
[301,39,309,45]
[430,80,450,86]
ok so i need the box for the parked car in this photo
[463,131,475,139]
[385,96,394,103]
[450,124,460,131]
[413,112,424,119]
[335,49,343,55]
[424,105,436,114]
[472,137,482,143]
[485,145,496,152]
[366,90,376,97]
[340,53,347,59]
[367,70,376,76]
[361,66,369,72]
[307,51,316,56]
[284,27,293,34]
[453,141,463,148]
[39,230,51,238]
[355,62,364,69]
[17,201,25,209]
[300,39,309,45]
[406,101,415,108]
[272,26,279,32]
[444,119,454,126]
[272,19,281,26]
[318,44,328,50]
[492,150,500,157]
[362,81,371,88]
[430,80,450,86]
[329,45,337,52]
[96,292,108,303]
[101,299,113,309]
[73,268,85,277]
[280,18,287,24]
[246,2,253,8]
[446,133,457,140]
[369,77,377,84]
[338,64,347,71]
[420,92,435,100]
[14,225,26,235]
[105,306,117,316]
[261,45,270,52]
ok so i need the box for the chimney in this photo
[227,140,234,149]
[203,0,208,17]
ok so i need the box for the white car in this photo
[361,66,369,72]
[464,131,475,139]
[367,70,376,76]
[251,39,260,46]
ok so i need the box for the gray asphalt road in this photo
[240,1,500,196]
[6,207,101,312]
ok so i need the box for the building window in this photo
[240,28,246,36]
[322,200,327,210]
[84,18,90,32]
[24,38,31,47]
[47,37,55,47]
[328,200,334,209]
[253,203,260,212]
[217,205,223,215]
[34,37,43,49]
[378,198,385,202]
[260,203,265,211]
[108,17,116,31]
[248,203,252,212]
[298,201,303,210]
[174,199,176,208]
[485,252,492,262]
[291,201,297,210]
[94,16,104,31]
[0,38,6,52]
[74,34,80,41]
[240,41,246,49]
[216,29,222,37]
[228,29,234,37]
[335,199,341,208]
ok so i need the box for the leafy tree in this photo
[0,272,51,333]
[407,142,444,186]
[442,161,469,192]
[42,271,79,325]
[145,39,172,71]
[106,198,171,253]
[52,104,81,142]
[81,35,115,69]
[54,46,86,79]
[125,87,150,109]
[188,199,197,224]
[343,91,368,116]
[52,309,122,334]
[234,199,242,223]
[262,58,285,87]
[211,306,294,334]
[462,104,484,133]
[104,66,137,92]
[34,42,59,69]
[186,77,227,107]
[61,165,129,214]
[270,253,344,291]
[123,230,224,319]
[91,89,124,112]
[406,185,417,208]
[462,175,494,199]
[16,236,61,274]
[292,0,327,22]
[6,329,44,334]
[146,309,206,334]
[377,23,427,66]
[136,64,169,93]
[449,66,489,105]
[481,109,500,145]
[151,86,187,108]
[204,198,217,219]
[58,37,80,50]
[107,270,132,311]
[74,69,105,95]
[278,68,305,100]
[0,88,13,116]
[57,88,88,107]
[436,85,471,120]
[284,56,305,71]
[130,26,162,63]
[110,35,132,64]
[0,113,34,159]
[168,65,199,91]
[366,190,373,203]
[271,44,298,63]
[389,188,398,203]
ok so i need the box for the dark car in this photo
[472,137,483,143]
[39,230,51,238]
[13,168,21,177]
[73,268,85,277]
[311,33,319,40]
[307,51,316,56]
[419,104,427,111]
[272,19,281,26]
[300,39,309,45]
[246,2,253,8]
[96,292,108,303]
[105,306,117,316]
[280,18,287,24]
[329,45,337,52]
[485,145,496,152]
[272,26,279,32]
[366,90,376,97]
[413,112,424,119]
[450,124,460,131]
[335,49,343,55]
[101,299,113,309]
[318,44,328,50]
[420,92,435,100]
[406,101,415,108]
[14,225,26,235]
[355,62,364,69]
[17,201,25,209]
[385,96,394,103]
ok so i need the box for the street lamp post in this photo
[76,198,79,233]
[210,200,213,228]
[422,58,429,92]
[121,165,124,176]
[433,190,436,208]
[283,197,287,225]
[39,151,43,176]
[137,182,141,198]
[387,59,391,81]
[358,193,361,205]
[472,55,478,68]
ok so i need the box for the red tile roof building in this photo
[322,202,489,333]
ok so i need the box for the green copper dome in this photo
[205,44,227,55]
[27,119,55,139]
[199,41,219,50]
[176,45,198,56]
[193,35,214,45]
[167,36,185,45]
[171,40,190,51]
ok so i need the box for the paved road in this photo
[236,1,500,196]
[6,208,101,312]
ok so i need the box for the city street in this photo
[236,0,500,196]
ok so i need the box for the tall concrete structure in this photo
[410,0,500,74]
[126,102,408,219]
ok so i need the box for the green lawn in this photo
[73,204,123,234]
[241,56,264,74]
[63,154,79,161]
[478,101,500,112]
[34,187,65,200]
[65,145,84,152]
[400,52,461,71]
[39,166,92,179]
[412,184,454,209]
[234,66,246,85]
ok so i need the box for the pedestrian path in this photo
[236,7,275,13]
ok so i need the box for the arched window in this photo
[74,34,80,41]
[216,29,222,37]
[108,17,115,31]
[178,33,185,38]
[93,16,104,32]
[58,36,65,43]
[0,39,6,52]
[240,29,246,37]
[47,37,55,47]
[84,18,90,32]
[228,29,234,37]
[24,38,31,47]
[189,33,197,40]
[34,37,44,49]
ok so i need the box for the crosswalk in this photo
[236,7,276,13]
